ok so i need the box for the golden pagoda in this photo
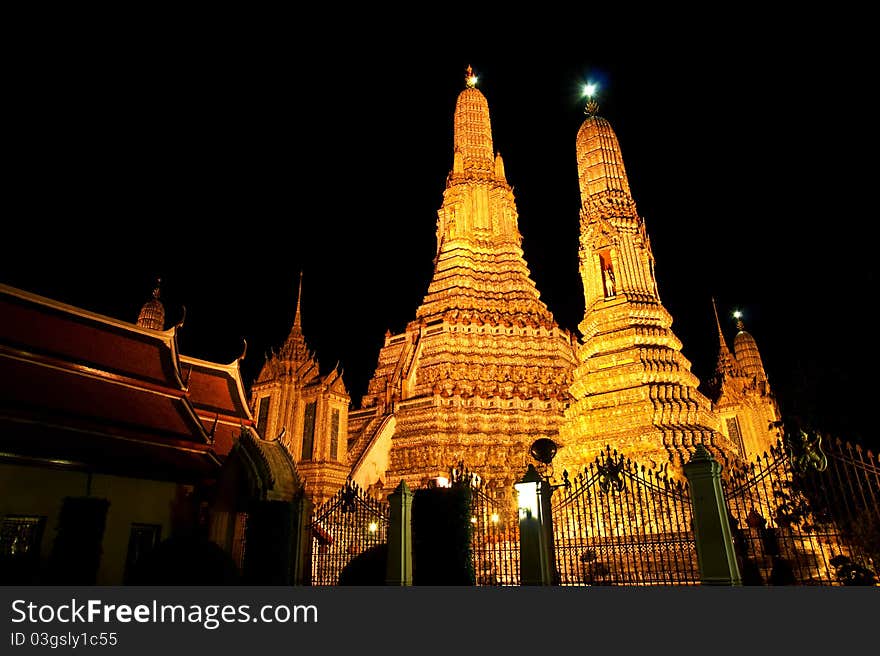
[347,67,578,493]
[557,94,740,472]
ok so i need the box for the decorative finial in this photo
[152,277,162,299]
[294,271,303,329]
[465,65,477,88]
[583,82,599,116]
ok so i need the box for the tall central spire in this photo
[421,66,551,322]
[453,65,495,174]
[349,68,577,495]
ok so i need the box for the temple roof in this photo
[180,353,253,457]
[0,283,223,481]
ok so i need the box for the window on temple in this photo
[302,401,317,460]
[726,416,745,459]
[0,515,46,584]
[599,250,616,298]
[123,523,161,584]
[256,396,271,436]
[330,408,340,461]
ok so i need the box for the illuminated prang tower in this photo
[706,304,779,459]
[559,90,738,471]
[348,67,577,493]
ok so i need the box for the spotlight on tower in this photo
[468,73,478,87]
[733,310,743,319]
[583,82,598,98]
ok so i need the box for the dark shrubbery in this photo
[338,544,388,585]
[412,486,474,585]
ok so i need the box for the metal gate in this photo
[452,466,520,586]
[723,432,879,585]
[551,447,699,585]
[310,479,389,586]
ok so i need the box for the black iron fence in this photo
[723,434,880,585]
[309,479,389,586]
[551,448,700,585]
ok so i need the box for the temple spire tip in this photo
[294,271,303,329]
[465,64,477,88]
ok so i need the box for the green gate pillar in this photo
[516,465,554,586]
[291,494,313,585]
[386,480,413,586]
[683,445,742,586]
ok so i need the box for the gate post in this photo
[683,445,741,586]
[516,465,554,586]
[291,493,313,585]
[386,480,413,586]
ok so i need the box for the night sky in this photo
[3,27,876,450]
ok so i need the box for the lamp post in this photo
[515,464,554,585]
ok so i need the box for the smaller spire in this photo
[294,270,303,330]
[136,277,165,330]
[712,297,728,347]
[711,298,743,379]
[277,272,311,364]
[465,64,477,88]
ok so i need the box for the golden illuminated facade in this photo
[556,98,739,472]
[347,68,577,494]
[249,276,350,505]
[254,69,780,503]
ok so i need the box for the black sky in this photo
[2,22,876,449]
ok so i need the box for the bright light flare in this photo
[468,75,478,87]
[490,513,499,524]
[368,521,378,533]
[733,311,743,319]
[583,82,598,97]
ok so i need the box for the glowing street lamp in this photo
[515,464,543,520]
